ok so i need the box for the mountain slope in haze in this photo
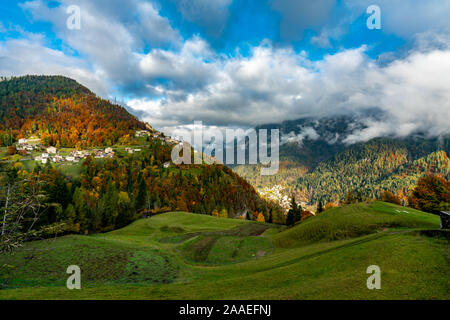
[234,116,450,207]
[0,75,145,148]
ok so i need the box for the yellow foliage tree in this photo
[257,212,265,222]
[220,208,228,218]
[324,202,336,211]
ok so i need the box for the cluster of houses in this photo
[17,129,180,166]
[135,130,179,145]
[93,148,115,159]
[34,147,116,164]
[16,138,41,154]
[125,147,142,154]
[258,184,309,214]
[259,185,293,213]
[135,130,152,138]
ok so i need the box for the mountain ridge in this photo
[234,115,450,208]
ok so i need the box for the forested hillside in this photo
[234,116,450,207]
[10,143,273,236]
[0,76,278,250]
[0,76,145,147]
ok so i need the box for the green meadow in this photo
[0,202,448,300]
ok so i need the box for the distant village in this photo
[13,129,179,166]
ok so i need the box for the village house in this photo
[135,130,151,137]
[46,146,57,154]
[93,150,105,158]
[17,143,35,152]
[18,138,28,145]
[52,155,64,163]
[163,161,171,168]
[105,147,113,154]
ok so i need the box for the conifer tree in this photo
[135,176,148,212]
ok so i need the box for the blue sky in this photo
[0,0,404,59]
[1,0,450,141]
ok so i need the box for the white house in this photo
[163,162,171,168]
[53,155,64,163]
[41,158,48,164]
[66,156,75,162]
[105,147,113,154]
[47,146,57,154]
[42,153,49,159]
[18,138,28,145]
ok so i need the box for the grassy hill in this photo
[273,201,440,248]
[1,202,448,300]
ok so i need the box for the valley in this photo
[0,76,448,301]
[234,117,450,210]
[1,202,448,300]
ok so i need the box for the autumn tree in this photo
[257,212,265,222]
[7,146,16,155]
[408,174,450,214]
[381,190,401,205]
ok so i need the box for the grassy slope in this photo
[0,203,448,300]
[273,201,440,248]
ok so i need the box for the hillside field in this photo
[0,202,449,300]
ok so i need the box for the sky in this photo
[1,0,450,143]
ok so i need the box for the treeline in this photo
[342,173,450,214]
[0,75,145,147]
[295,140,450,205]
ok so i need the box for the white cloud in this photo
[0,36,108,96]
[281,127,320,145]
[21,0,180,86]
[129,42,450,143]
[138,37,218,92]
[3,0,449,145]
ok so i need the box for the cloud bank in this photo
[1,0,449,144]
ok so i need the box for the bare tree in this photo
[0,169,47,253]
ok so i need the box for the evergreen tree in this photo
[286,209,295,226]
[268,208,273,223]
[135,175,148,211]
[317,200,324,214]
